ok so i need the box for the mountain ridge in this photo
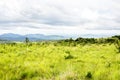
[0,33,65,41]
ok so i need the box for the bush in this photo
[114,38,120,53]
[64,51,74,59]
[85,72,92,79]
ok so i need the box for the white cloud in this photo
[0,0,120,36]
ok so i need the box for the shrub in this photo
[85,72,92,79]
[64,51,74,59]
[114,38,120,53]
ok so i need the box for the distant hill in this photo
[0,33,65,41]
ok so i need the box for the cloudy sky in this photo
[0,0,120,36]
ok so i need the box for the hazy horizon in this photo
[0,0,120,36]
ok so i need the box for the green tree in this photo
[25,37,29,44]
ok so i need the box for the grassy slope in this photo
[0,43,120,80]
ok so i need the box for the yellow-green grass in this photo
[0,43,120,80]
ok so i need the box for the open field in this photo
[0,43,120,80]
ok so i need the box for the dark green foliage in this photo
[20,72,28,80]
[105,38,116,43]
[75,37,96,44]
[85,72,92,79]
[64,38,74,42]
[65,55,74,59]
[114,38,120,53]
[112,35,120,39]
[25,37,29,44]
[56,36,120,46]
[65,51,74,59]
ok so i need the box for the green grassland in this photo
[0,42,120,80]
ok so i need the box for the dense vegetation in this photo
[0,36,120,80]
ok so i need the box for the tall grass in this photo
[0,43,119,80]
